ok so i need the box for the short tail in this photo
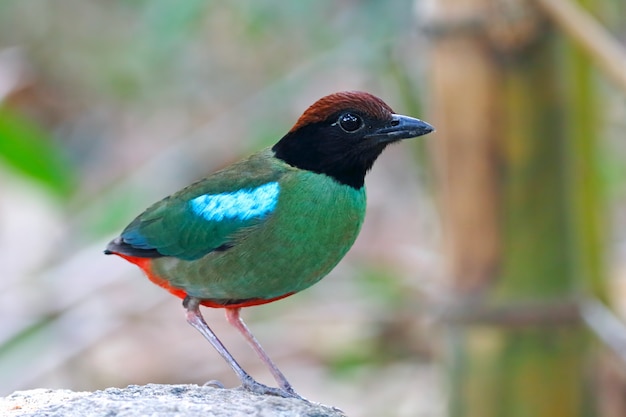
[104,236,163,258]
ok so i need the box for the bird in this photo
[104,91,434,399]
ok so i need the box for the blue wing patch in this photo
[189,182,280,222]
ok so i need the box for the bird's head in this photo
[272,91,434,189]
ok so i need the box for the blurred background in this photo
[0,1,625,416]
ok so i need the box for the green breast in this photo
[151,165,366,303]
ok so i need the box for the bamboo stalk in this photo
[424,0,605,413]
[534,0,626,92]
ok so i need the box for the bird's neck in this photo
[272,127,383,190]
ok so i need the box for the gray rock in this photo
[1,384,346,417]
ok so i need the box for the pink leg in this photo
[225,307,301,398]
[183,297,298,398]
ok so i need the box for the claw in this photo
[203,380,225,389]
[239,377,305,400]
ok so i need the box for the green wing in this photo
[110,150,286,261]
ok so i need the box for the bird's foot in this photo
[203,380,225,389]
[278,385,305,400]
[239,376,305,400]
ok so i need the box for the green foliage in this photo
[0,106,75,196]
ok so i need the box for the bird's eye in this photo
[338,113,363,133]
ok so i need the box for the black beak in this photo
[366,114,434,143]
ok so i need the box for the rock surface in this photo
[1,384,346,417]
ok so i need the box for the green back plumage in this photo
[124,149,366,302]
[121,150,284,260]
